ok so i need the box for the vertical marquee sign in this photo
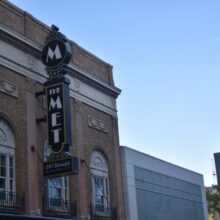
[44,77,71,153]
[42,25,78,177]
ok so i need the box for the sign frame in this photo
[42,39,72,69]
[43,156,79,178]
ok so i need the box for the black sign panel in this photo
[42,39,72,68]
[45,77,72,153]
[44,156,79,178]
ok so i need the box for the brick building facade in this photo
[0,1,125,219]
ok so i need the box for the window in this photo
[134,167,204,220]
[47,177,69,208]
[44,141,69,209]
[90,150,110,213]
[0,118,15,195]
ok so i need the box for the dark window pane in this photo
[105,179,108,196]
[9,157,13,167]
[10,168,13,178]
[64,177,67,187]
[10,179,13,192]
[0,178,5,190]
[0,155,6,166]
[65,189,67,200]
[1,167,6,177]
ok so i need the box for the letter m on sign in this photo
[46,45,62,62]
[49,96,62,111]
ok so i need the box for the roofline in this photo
[3,0,114,68]
[0,23,121,97]
[120,145,203,176]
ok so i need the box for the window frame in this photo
[0,118,16,194]
[90,150,110,213]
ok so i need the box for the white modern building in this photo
[120,146,208,220]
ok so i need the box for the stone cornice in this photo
[0,25,121,116]
[0,23,121,98]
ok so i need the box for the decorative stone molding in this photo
[27,54,34,70]
[88,115,108,133]
[0,78,18,98]
[90,150,108,171]
[73,78,80,92]
[111,98,116,109]
[26,77,37,92]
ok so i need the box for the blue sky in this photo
[9,0,220,186]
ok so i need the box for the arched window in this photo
[43,140,69,209]
[90,150,110,213]
[0,117,15,194]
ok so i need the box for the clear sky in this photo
[8,0,220,186]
